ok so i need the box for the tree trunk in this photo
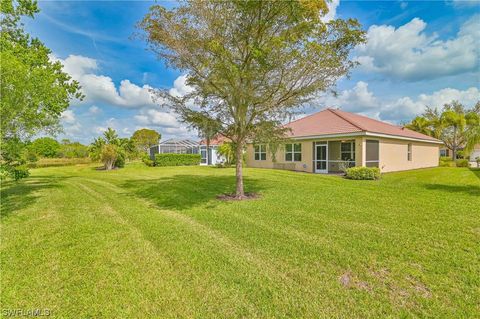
[235,141,244,198]
[452,125,457,160]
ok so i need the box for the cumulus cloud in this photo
[61,109,76,124]
[55,54,156,108]
[318,81,379,112]
[169,74,195,97]
[60,109,83,135]
[88,105,101,114]
[316,81,479,122]
[134,109,182,128]
[379,86,480,121]
[321,0,340,22]
[356,15,480,81]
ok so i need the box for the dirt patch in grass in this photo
[216,192,260,201]
[339,271,372,292]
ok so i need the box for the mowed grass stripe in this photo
[75,176,403,316]
[74,177,344,315]
[1,165,479,318]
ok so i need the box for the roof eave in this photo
[288,131,443,144]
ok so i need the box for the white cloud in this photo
[379,86,480,120]
[169,74,194,97]
[134,109,181,128]
[61,109,76,124]
[60,109,83,135]
[356,15,480,81]
[88,105,101,114]
[321,0,340,22]
[56,54,157,108]
[317,81,479,122]
[319,81,379,112]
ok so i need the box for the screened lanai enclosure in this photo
[149,139,199,159]
[314,140,357,173]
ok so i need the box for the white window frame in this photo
[285,143,302,162]
[340,141,355,162]
[407,143,412,161]
[365,139,380,167]
[254,144,266,161]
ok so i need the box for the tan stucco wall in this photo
[246,137,363,173]
[376,138,440,172]
[247,136,440,173]
[246,140,314,172]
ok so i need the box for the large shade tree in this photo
[0,0,82,177]
[131,128,161,154]
[139,0,365,198]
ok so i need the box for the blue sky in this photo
[25,0,480,144]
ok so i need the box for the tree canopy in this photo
[139,0,365,197]
[406,101,480,159]
[29,137,60,158]
[131,129,161,153]
[0,0,83,179]
[89,128,136,170]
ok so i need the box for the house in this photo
[149,138,199,159]
[246,108,443,173]
[469,144,480,161]
[199,135,228,165]
[440,144,480,161]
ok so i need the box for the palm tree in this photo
[464,111,480,155]
[103,128,119,145]
[405,116,432,136]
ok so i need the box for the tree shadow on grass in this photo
[121,174,265,211]
[469,168,480,180]
[423,183,480,197]
[1,176,66,220]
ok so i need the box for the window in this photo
[285,143,302,162]
[440,149,449,157]
[341,142,355,161]
[407,143,412,161]
[254,144,266,161]
[365,140,379,167]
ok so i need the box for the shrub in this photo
[101,144,119,170]
[142,154,155,167]
[455,159,469,167]
[1,165,30,181]
[115,151,126,168]
[345,167,381,180]
[439,156,454,167]
[11,165,30,180]
[154,153,201,167]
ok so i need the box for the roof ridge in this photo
[328,108,366,131]
[285,108,329,125]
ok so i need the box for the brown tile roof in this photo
[285,108,441,142]
[199,134,229,145]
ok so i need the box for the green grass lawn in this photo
[1,164,479,318]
